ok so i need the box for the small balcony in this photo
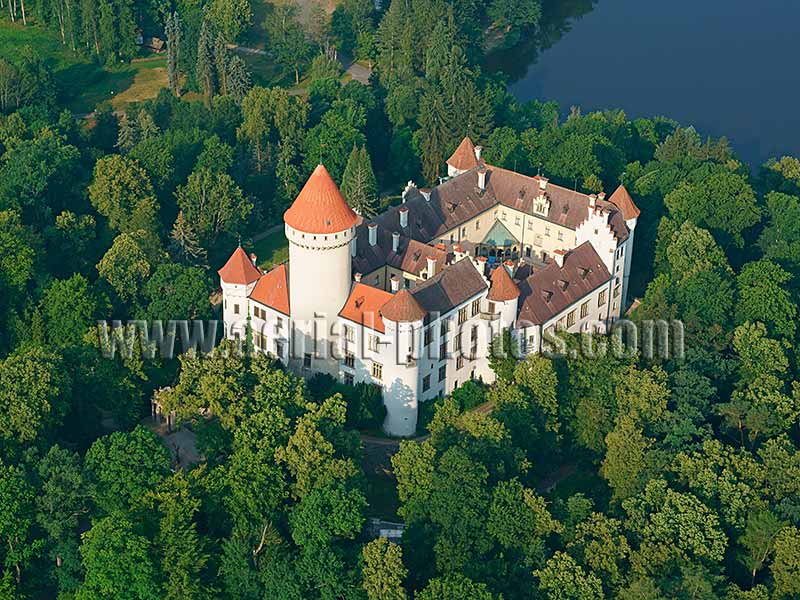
[480,311,500,320]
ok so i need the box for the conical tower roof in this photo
[218,246,262,285]
[381,289,427,323]
[487,264,521,302]
[446,137,479,171]
[283,164,358,234]
[608,184,640,219]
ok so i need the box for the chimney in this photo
[390,275,400,293]
[392,231,400,253]
[553,249,566,268]
[250,253,258,266]
[474,145,483,161]
[402,180,416,201]
[426,256,436,278]
[589,194,597,209]
[477,165,487,191]
[368,223,378,246]
[539,176,548,191]
[354,272,362,282]
[399,206,408,228]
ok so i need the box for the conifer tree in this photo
[115,115,139,152]
[196,21,216,107]
[214,33,229,96]
[136,110,159,142]
[415,88,451,185]
[341,145,378,217]
[170,210,207,265]
[225,55,251,103]
[165,12,181,96]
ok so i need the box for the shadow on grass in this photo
[58,62,136,113]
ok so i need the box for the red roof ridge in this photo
[218,246,262,285]
[284,164,358,234]
[608,184,640,219]
[446,137,479,171]
[381,288,427,323]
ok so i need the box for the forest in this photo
[1,0,800,598]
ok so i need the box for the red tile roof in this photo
[283,164,358,234]
[608,184,640,219]
[487,265,520,301]
[446,137,479,171]
[249,263,290,315]
[218,246,262,285]
[381,288,427,323]
[339,283,393,333]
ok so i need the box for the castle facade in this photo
[219,137,640,437]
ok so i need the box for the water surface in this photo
[495,0,800,167]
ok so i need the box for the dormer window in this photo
[533,195,550,216]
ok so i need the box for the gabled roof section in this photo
[283,164,358,234]
[249,263,290,315]
[218,246,262,285]
[381,289,427,323]
[446,137,479,171]
[482,220,519,247]
[339,283,393,333]
[411,257,487,314]
[487,265,521,302]
[608,184,640,219]
[517,242,611,325]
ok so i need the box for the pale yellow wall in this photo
[437,205,577,259]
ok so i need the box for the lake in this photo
[491,0,800,168]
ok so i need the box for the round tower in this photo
[284,164,358,325]
[380,289,427,437]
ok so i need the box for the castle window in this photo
[454,333,462,352]
[423,375,431,392]
[458,307,467,325]
[344,352,355,369]
[440,320,448,336]
[234,304,240,315]
[275,340,284,356]
[471,299,480,317]
[368,334,379,352]
[545,227,550,237]
[614,284,621,298]
[534,234,543,247]
[581,301,589,319]
[424,327,432,346]
[344,372,354,386]
[475,220,480,230]
[557,231,564,241]
[456,356,464,370]
[471,325,479,341]
[488,302,496,314]
[344,325,354,342]
[438,365,446,382]
[515,216,521,226]
[372,362,383,380]
[598,290,607,306]
[276,317,283,330]
[567,310,576,327]
[439,341,447,360]
[461,227,466,236]
[303,354,312,368]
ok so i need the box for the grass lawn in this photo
[0,20,167,114]
[248,229,289,270]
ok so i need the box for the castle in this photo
[219,137,640,437]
